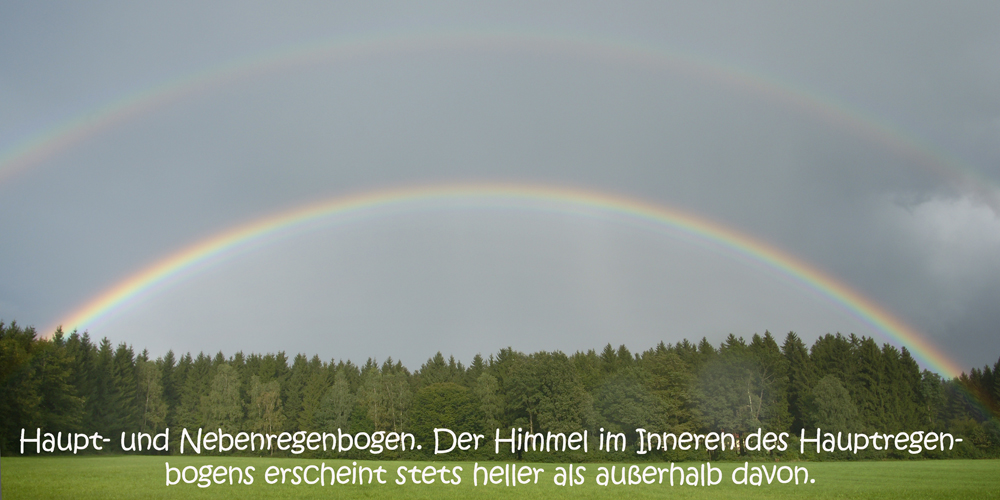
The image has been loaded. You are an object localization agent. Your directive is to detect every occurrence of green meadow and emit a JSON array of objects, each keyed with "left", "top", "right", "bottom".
[{"left": 3, "top": 457, "right": 999, "bottom": 499}]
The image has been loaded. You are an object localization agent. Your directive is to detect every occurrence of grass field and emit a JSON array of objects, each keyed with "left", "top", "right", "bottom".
[{"left": 2, "top": 456, "right": 999, "bottom": 499}]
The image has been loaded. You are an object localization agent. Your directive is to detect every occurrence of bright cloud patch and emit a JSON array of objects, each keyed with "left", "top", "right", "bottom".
[{"left": 891, "top": 196, "right": 1000, "bottom": 276}]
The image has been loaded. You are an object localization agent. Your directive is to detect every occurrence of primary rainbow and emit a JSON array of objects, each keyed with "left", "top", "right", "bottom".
[
  {"left": 53, "top": 183, "right": 965, "bottom": 378},
  {"left": 1, "top": 30, "right": 997, "bottom": 207}
]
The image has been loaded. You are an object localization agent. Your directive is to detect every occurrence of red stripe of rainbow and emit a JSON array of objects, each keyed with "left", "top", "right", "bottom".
[{"left": 52, "top": 183, "right": 965, "bottom": 377}]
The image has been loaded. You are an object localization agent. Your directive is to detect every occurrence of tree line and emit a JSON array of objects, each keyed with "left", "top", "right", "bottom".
[{"left": 2, "top": 320, "right": 998, "bottom": 460}]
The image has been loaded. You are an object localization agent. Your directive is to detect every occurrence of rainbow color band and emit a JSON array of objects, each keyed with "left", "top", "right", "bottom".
[
  {"left": 2, "top": 31, "right": 996, "bottom": 207},
  {"left": 52, "top": 183, "right": 965, "bottom": 378}
]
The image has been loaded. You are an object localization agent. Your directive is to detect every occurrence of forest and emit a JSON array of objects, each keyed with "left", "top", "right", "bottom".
[{"left": 1, "top": 320, "right": 998, "bottom": 460}]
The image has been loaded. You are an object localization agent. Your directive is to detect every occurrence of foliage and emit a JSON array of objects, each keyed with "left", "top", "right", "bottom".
[
  {"left": 2, "top": 319, "right": 999, "bottom": 459},
  {"left": 408, "top": 382, "right": 477, "bottom": 455}
]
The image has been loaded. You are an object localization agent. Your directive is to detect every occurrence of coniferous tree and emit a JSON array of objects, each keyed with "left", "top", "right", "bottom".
[
  {"left": 159, "top": 350, "right": 178, "bottom": 428},
  {"left": 852, "top": 337, "right": 885, "bottom": 430},
  {"left": 641, "top": 347, "right": 696, "bottom": 432},
  {"left": 416, "top": 352, "right": 460, "bottom": 388},
  {"left": 782, "top": 331, "right": 815, "bottom": 433},
  {"left": 281, "top": 354, "right": 311, "bottom": 431},
  {"left": 696, "top": 337, "right": 717, "bottom": 367},
  {"left": 175, "top": 353, "right": 212, "bottom": 430},
  {"left": 38, "top": 330, "right": 85, "bottom": 433},
  {"left": 135, "top": 357, "right": 167, "bottom": 433},
  {"left": 169, "top": 353, "right": 191, "bottom": 429},
  {"left": 881, "top": 344, "right": 908, "bottom": 430},
  {"left": 297, "top": 356, "right": 331, "bottom": 431},
  {"left": 110, "top": 342, "right": 139, "bottom": 436},
  {"left": 315, "top": 370, "right": 354, "bottom": 431},
  {"left": 88, "top": 338, "right": 115, "bottom": 433},
  {"left": 992, "top": 357, "right": 1000, "bottom": 418},
  {"left": 65, "top": 330, "right": 97, "bottom": 427},
  {"left": 464, "top": 354, "right": 487, "bottom": 388},
  {"left": 897, "top": 346, "right": 927, "bottom": 429},
  {"left": 491, "top": 348, "right": 529, "bottom": 430},
  {"left": 204, "top": 363, "right": 243, "bottom": 432},
  {"left": 810, "top": 333, "right": 853, "bottom": 383}
]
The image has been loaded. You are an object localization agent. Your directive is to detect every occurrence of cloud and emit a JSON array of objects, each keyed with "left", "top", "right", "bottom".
[
  {"left": 887, "top": 195, "right": 1000, "bottom": 284},
  {"left": 873, "top": 195, "right": 1000, "bottom": 365},
  {"left": 2, "top": 1, "right": 1000, "bottom": 371}
]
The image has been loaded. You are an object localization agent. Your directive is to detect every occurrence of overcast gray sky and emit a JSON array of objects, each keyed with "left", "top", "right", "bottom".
[{"left": 1, "top": 1, "right": 998, "bottom": 373}]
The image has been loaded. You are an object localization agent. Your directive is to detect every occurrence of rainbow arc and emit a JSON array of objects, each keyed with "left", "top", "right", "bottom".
[{"left": 52, "top": 183, "right": 965, "bottom": 378}]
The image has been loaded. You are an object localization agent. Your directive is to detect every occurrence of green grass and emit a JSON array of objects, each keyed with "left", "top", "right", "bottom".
[{"left": 3, "top": 456, "right": 999, "bottom": 499}]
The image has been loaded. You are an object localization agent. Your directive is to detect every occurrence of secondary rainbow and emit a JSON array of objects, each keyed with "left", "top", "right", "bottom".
[
  {"left": 53, "top": 183, "right": 965, "bottom": 378},
  {"left": 1, "top": 30, "right": 996, "bottom": 206}
]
